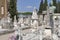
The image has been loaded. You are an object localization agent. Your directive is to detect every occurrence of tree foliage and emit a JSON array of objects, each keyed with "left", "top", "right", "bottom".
[
  {"left": 38, "top": 0, "right": 48, "bottom": 14},
  {"left": 43, "top": 0, "right": 48, "bottom": 11},
  {"left": 38, "top": 0, "right": 44, "bottom": 14},
  {"left": 18, "top": 12, "right": 32, "bottom": 15},
  {"left": 56, "top": 1, "right": 60, "bottom": 13},
  {"left": 9, "top": 0, "right": 18, "bottom": 22}
]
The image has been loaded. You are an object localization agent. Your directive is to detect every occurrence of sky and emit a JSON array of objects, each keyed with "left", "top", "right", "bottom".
[{"left": 17, "top": 0, "right": 51, "bottom": 12}]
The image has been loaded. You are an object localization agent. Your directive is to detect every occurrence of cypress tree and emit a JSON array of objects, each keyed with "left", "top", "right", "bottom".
[
  {"left": 53, "top": 0, "right": 56, "bottom": 6},
  {"left": 59, "top": 2, "right": 60, "bottom": 13},
  {"left": 38, "top": 0, "right": 44, "bottom": 14},
  {"left": 9, "top": 0, "right": 18, "bottom": 22},
  {"left": 53, "top": 0, "right": 60, "bottom": 13},
  {"left": 42, "top": 0, "right": 48, "bottom": 20},
  {"left": 43, "top": 0, "right": 48, "bottom": 11}
]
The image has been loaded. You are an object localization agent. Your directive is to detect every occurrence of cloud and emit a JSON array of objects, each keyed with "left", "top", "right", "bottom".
[{"left": 26, "top": 6, "right": 32, "bottom": 9}]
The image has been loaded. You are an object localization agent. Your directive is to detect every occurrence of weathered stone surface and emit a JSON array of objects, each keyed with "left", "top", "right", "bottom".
[{"left": 0, "top": 0, "right": 8, "bottom": 18}]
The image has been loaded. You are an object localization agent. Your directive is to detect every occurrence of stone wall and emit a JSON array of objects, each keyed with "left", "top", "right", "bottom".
[{"left": 0, "top": 0, "right": 8, "bottom": 18}]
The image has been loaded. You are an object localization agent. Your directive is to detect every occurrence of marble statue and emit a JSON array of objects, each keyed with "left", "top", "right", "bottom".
[
  {"left": 46, "top": 0, "right": 56, "bottom": 31},
  {"left": 49, "top": 0, "right": 56, "bottom": 13}
]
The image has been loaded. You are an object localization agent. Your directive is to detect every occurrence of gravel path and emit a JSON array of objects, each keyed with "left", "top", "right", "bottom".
[{"left": 0, "top": 32, "right": 14, "bottom": 40}]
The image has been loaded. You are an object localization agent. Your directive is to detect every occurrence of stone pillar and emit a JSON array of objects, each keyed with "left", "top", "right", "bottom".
[
  {"left": 14, "top": 16, "right": 17, "bottom": 27},
  {"left": 46, "top": 6, "right": 51, "bottom": 28},
  {"left": 47, "top": 5, "right": 56, "bottom": 33}
]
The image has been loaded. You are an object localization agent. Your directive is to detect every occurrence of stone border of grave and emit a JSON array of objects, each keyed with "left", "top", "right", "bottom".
[
  {"left": 0, "top": 26, "right": 31, "bottom": 36},
  {"left": 0, "top": 29, "right": 15, "bottom": 35},
  {"left": 22, "top": 27, "right": 31, "bottom": 30}
]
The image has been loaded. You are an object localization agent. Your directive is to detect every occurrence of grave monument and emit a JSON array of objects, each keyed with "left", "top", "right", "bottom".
[{"left": 31, "top": 7, "right": 38, "bottom": 29}]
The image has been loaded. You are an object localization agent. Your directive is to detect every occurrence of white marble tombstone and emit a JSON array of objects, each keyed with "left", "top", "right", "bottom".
[
  {"left": 44, "top": 29, "right": 51, "bottom": 37},
  {"left": 19, "top": 17, "right": 23, "bottom": 24},
  {"left": 31, "top": 7, "right": 38, "bottom": 28},
  {"left": 14, "top": 16, "right": 17, "bottom": 26},
  {"left": 21, "top": 23, "right": 25, "bottom": 28},
  {"left": 7, "top": 13, "right": 11, "bottom": 23},
  {"left": 33, "top": 20, "right": 38, "bottom": 29},
  {"left": 53, "top": 34, "right": 58, "bottom": 40}
]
